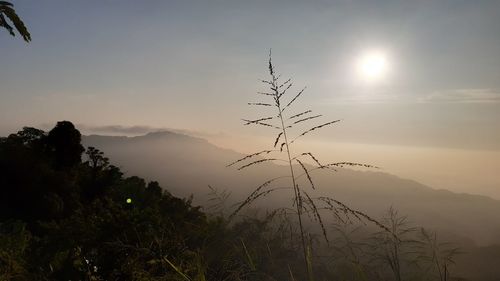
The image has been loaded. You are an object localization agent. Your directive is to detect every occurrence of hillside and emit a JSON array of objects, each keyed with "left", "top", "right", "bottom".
[
  {"left": 2, "top": 123, "right": 499, "bottom": 280},
  {"left": 83, "top": 131, "right": 500, "bottom": 246}
]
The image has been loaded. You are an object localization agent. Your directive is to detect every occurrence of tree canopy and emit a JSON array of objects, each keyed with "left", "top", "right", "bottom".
[
  {"left": 0, "top": 1, "right": 30, "bottom": 42},
  {"left": 0, "top": 122, "right": 307, "bottom": 280}
]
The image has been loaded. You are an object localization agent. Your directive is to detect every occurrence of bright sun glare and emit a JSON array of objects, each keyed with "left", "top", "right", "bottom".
[{"left": 357, "top": 51, "right": 388, "bottom": 81}]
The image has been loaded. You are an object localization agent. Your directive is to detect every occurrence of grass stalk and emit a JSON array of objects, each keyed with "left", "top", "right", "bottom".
[{"left": 272, "top": 68, "right": 311, "bottom": 279}]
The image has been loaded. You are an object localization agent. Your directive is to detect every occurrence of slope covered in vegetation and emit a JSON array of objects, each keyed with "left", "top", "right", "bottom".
[
  {"left": 1, "top": 121, "right": 498, "bottom": 281},
  {"left": 0, "top": 121, "right": 307, "bottom": 280}
]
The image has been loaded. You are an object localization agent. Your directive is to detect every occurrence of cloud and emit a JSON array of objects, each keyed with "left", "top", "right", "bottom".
[
  {"left": 79, "top": 125, "right": 158, "bottom": 135},
  {"left": 325, "top": 90, "right": 402, "bottom": 104},
  {"left": 420, "top": 89, "right": 500, "bottom": 103},
  {"left": 72, "top": 124, "right": 226, "bottom": 139}
]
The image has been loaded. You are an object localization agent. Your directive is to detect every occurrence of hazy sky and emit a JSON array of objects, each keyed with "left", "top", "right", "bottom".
[
  {"left": 1, "top": 0, "right": 499, "bottom": 147},
  {"left": 1, "top": 1, "right": 500, "bottom": 195}
]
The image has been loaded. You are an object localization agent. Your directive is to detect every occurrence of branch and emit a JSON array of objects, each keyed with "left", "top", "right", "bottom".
[
  {"left": 326, "top": 162, "right": 379, "bottom": 169},
  {"left": 226, "top": 150, "right": 274, "bottom": 168},
  {"left": 282, "top": 87, "right": 307, "bottom": 112},
  {"left": 241, "top": 118, "right": 280, "bottom": 129},
  {"left": 296, "top": 159, "right": 315, "bottom": 190},
  {"left": 289, "top": 110, "right": 312, "bottom": 119},
  {"left": 292, "top": 114, "right": 322, "bottom": 125},
  {"left": 237, "top": 158, "right": 278, "bottom": 170},
  {"left": 290, "top": 120, "right": 341, "bottom": 144}
]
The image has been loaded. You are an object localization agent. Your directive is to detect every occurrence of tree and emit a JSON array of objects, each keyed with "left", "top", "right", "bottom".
[
  {"left": 46, "top": 121, "right": 85, "bottom": 169},
  {"left": 85, "top": 146, "right": 109, "bottom": 171},
  {"left": 0, "top": 221, "right": 31, "bottom": 280},
  {"left": 0, "top": 1, "right": 30, "bottom": 42}
]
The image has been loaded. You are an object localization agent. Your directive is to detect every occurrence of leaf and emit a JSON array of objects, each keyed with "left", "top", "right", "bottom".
[
  {"left": 1, "top": 3, "right": 31, "bottom": 42},
  {"left": 163, "top": 257, "right": 192, "bottom": 281}
]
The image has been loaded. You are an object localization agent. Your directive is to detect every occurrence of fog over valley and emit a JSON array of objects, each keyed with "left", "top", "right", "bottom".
[{"left": 2, "top": 1, "right": 500, "bottom": 280}]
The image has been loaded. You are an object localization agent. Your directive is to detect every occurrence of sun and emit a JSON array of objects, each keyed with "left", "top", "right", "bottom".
[{"left": 356, "top": 51, "right": 388, "bottom": 81}]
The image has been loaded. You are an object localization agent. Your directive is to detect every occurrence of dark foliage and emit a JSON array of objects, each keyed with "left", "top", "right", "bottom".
[
  {"left": 0, "top": 122, "right": 465, "bottom": 280},
  {"left": 0, "top": 122, "right": 309, "bottom": 281},
  {"left": 0, "top": 1, "right": 30, "bottom": 42}
]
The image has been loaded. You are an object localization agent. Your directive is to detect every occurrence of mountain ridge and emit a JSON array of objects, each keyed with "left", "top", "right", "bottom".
[{"left": 82, "top": 130, "right": 500, "bottom": 246}]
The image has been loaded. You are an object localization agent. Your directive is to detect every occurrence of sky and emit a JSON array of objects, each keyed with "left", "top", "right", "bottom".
[{"left": 1, "top": 0, "right": 500, "bottom": 196}]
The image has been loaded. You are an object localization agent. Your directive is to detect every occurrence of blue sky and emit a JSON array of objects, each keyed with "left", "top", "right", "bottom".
[{"left": 1, "top": 0, "right": 500, "bottom": 150}]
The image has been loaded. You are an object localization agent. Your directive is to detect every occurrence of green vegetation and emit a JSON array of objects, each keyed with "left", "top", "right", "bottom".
[
  {"left": 0, "top": 122, "right": 313, "bottom": 280},
  {"left": 0, "top": 1, "right": 30, "bottom": 42},
  {"left": 0, "top": 3, "right": 492, "bottom": 280},
  {"left": 0, "top": 121, "right": 464, "bottom": 280},
  {"left": 0, "top": 53, "right": 465, "bottom": 281}
]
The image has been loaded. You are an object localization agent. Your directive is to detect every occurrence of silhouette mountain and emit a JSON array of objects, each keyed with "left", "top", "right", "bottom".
[{"left": 83, "top": 130, "right": 500, "bottom": 246}]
